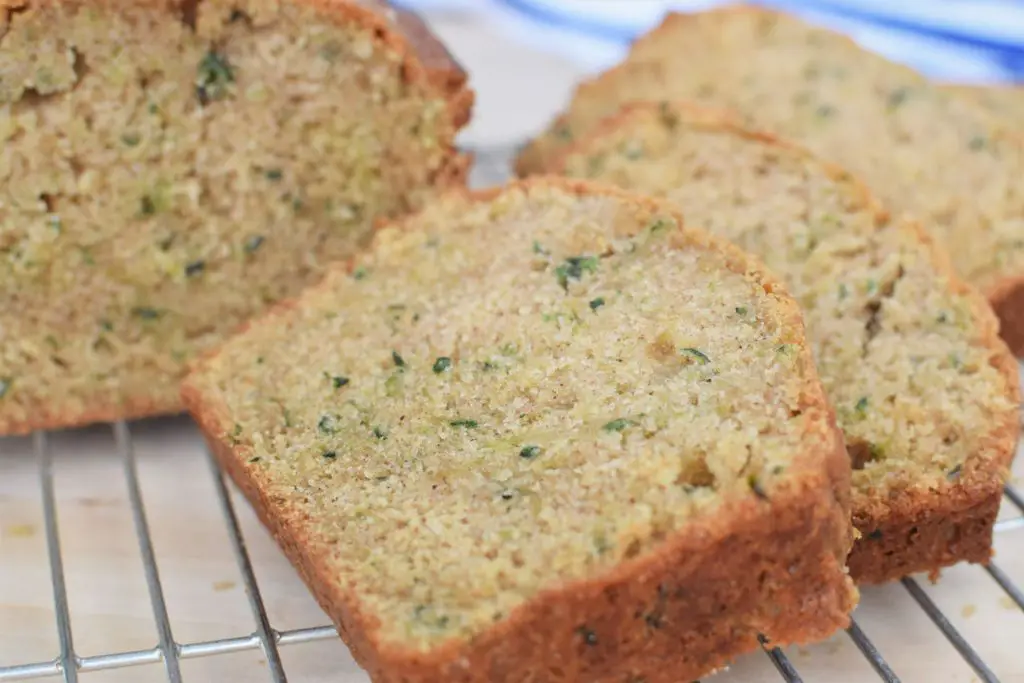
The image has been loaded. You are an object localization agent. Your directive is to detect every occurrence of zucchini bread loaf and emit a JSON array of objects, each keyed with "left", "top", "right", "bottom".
[
  {"left": 183, "top": 179, "right": 857, "bottom": 682},
  {"left": 0, "top": 0, "right": 472, "bottom": 434},
  {"left": 549, "top": 101, "right": 1021, "bottom": 583},
  {"left": 516, "top": 4, "right": 1024, "bottom": 357}
]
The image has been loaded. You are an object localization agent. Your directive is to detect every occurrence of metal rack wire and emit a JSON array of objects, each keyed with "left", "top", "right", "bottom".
[{"left": 0, "top": 147, "right": 1022, "bottom": 682}]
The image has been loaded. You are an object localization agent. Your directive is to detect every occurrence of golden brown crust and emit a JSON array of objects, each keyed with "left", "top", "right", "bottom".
[
  {"left": 0, "top": 0, "right": 472, "bottom": 436},
  {"left": 512, "top": 6, "right": 767, "bottom": 177},
  {"left": 183, "top": 176, "right": 857, "bottom": 682},
  {"left": 545, "top": 100, "right": 1022, "bottom": 584},
  {"left": 987, "top": 276, "right": 1024, "bottom": 358},
  {"left": 849, "top": 220, "right": 1021, "bottom": 582},
  {"left": 0, "top": 394, "right": 179, "bottom": 436}
]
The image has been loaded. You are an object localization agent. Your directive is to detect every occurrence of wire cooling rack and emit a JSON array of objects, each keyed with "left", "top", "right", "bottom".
[{"left": 0, "top": 148, "right": 1022, "bottom": 683}]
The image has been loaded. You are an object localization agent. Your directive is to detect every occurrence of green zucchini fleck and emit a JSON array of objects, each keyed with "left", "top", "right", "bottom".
[
  {"left": 854, "top": 396, "right": 869, "bottom": 415},
  {"left": 519, "top": 445, "right": 541, "bottom": 459},
  {"left": 449, "top": 419, "right": 478, "bottom": 429},
  {"left": 432, "top": 357, "right": 452, "bottom": 373},
  {"left": 0, "top": 377, "right": 11, "bottom": 399},
  {"left": 196, "top": 50, "right": 235, "bottom": 105},
  {"left": 968, "top": 135, "right": 987, "bottom": 151},
  {"left": 372, "top": 426, "right": 388, "bottom": 440},
  {"left": 264, "top": 168, "right": 283, "bottom": 181},
  {"left": 318, "top": 414, "right": 339, "bottom": 435},
  {"left": 735, "top": 306, "right": 747, "bottom": 316},
  {"left": 886, "top": 87, "right": 910, "bottom": 109},
  {"left": 947, "top": 463, "right": 963, "bottom": 481},
  {"left": 132, "top": 307, "right": 161, "bottom": 320},
  {"left": 139, "top": 195, "right": 157, "bottom": 216},
  {"left": 392, "top": 351, "right": 406, "bottom": 368},
  {"left": 658, "top": 101, "right": 680, "bottom": 128},
  {"left": 589, "top": 297, "right": 605, "bottom": 311},
  {"left": 184, "top": 260, "right": 206, "bottom": 277},
  {"left": 244, "top": 235, "right": 265, "bottom": 254},
  {"left": 648, "top": 218, "right": 673, "bottom": 233},
  {"left": 554, "top": 255, "right": 599, "bottom": 290},
  {"left": 353, "top": 266, "right": 369, "bottom": 280},
  {"left": 748, "top": 473, "right": 769, "bottom": 500},
  {"left": 121, "top": 133, "right": 140, "bottom": 147},
  {"left": 322, "top": 450, "right": 337, "bottom": 460},
  {"left": 331, "top": 375, "right": 350, "bottom": 389},
  {"left": 680, "top": 347, "right": 710, "bottom": 364},
  {"left": 602, "top": 418, "right": 636, "bottom": 432}
]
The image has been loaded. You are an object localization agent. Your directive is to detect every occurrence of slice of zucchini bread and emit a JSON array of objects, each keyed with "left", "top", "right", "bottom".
[
  {"left": 515, "top": 5, "right": 1024, "bottom": 358},
  {"left": 183, "top": 179, "right": 856, "bottom": 682},
  {"left": 0, "top": 0, "right": 472, "bottom": 434},
  {"left": 549, "top": 101, "right": 1022, "bottom": 583}
]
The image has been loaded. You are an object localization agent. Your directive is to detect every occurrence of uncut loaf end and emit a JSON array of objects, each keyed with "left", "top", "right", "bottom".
[
  {"left": 516, "top": 4, "right": 1024, "bottom": 358},
  {"left": 0, "top": 0, "right": 472, "bottom": 434},
  {"left": 549, "top": 101, "right": 1021, "bottom": 584},
  {"left": 183, "top": 179, "right": 857, "bottom": 683}
]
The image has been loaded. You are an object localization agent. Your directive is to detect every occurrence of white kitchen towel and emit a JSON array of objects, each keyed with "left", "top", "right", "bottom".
[{"left": 394, "top": 0, "right": 1024, "bottom": 82}]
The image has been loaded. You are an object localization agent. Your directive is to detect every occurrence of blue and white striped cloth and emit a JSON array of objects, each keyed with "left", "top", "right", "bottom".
[{"left": 394, "top": 0, "right": 1024, "bottom": 82}]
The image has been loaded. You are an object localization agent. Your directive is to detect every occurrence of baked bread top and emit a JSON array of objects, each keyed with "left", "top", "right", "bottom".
[
  {"left": 0, "top": 0, "right": 472, "bottom": 434},
  {"left": 550, "top": 101, "right": 1021, "bottom": 579},
  {"left": 183, "top": 178, "right": 850, "bottom": 657},
  {"left": 516, "top": 5, "right": 1024, "bottom": 301}
]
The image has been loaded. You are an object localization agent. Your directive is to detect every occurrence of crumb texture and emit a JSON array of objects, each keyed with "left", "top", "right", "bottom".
[
  {"left": 0, "top": 0, "right": 467, "bottom": 432},
  {"left": 944, "top": 84, "right": 1024, "bottom": 123},
  {"left": 522, "top": 6, "right": 1024, "bottom": 297},
  {"left": 188, "top": 182, "right": 841, "bottom": 653},
  {"left": 558, "top": 103, "right": 1020, "bottom": 579}
]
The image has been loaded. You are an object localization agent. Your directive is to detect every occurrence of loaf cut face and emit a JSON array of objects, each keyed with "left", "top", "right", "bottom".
[
  {"left": 515, "top": 5, "right": 1024, "bottom": 356},
  {"left": 184, "top": 179, "right": 856, "bottom": 683},
  {"left": 0, "top": 0, "right": 471, "bottom": 434},
  {"left": 551, "top": 101, "right": 1021, "bottom": 583}
]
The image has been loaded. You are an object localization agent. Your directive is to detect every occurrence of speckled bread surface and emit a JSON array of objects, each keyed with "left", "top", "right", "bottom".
[
  {"left": 944, "top": 83, "right": 1024, "bottom": 122},
  {"left": 548, "top": 101, "right": 1021, "bottom": 584},
  {"left": 0, "top": 0, "right": 472, "bottom": 434},
  {"left": 182, "top": 178, "right": 857, "bottom": 683},
  {"left": 515, "top": 4, "right": 1024, "bottom": 357}
]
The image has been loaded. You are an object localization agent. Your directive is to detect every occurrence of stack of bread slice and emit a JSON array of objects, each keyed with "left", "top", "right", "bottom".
[
  {"left": 4, "top": 1, "right": 1020, "bottom": 681},
  {"left": 542, "top": 101, "right": 1020, "bottom": 583},
  {"left": 516, "top": 4, "right": 1024, "bottom": 360}
]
